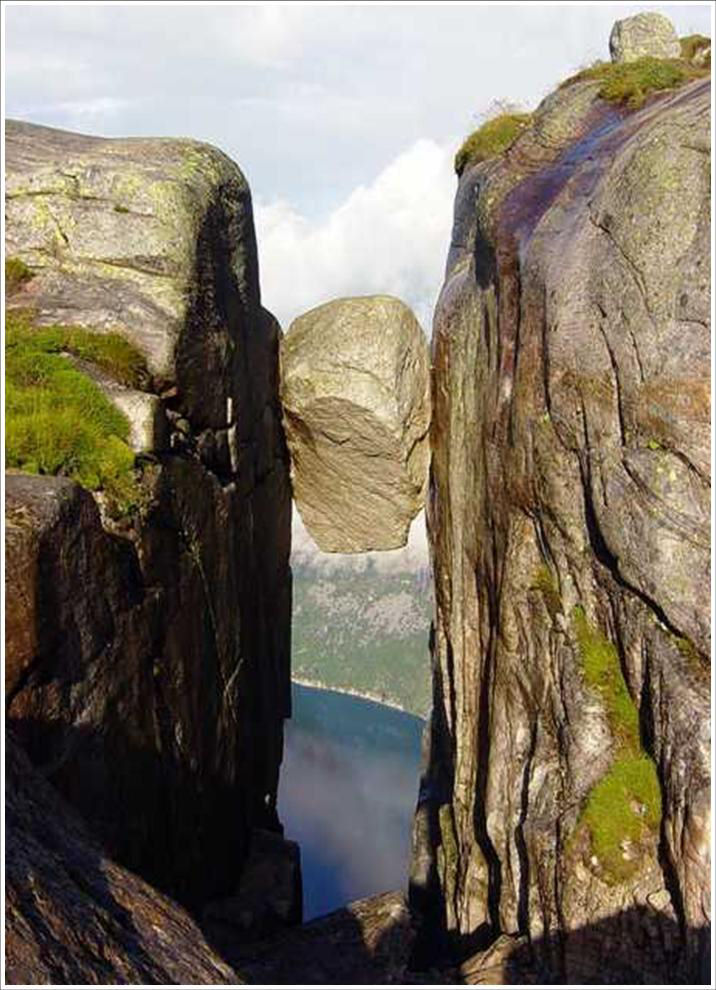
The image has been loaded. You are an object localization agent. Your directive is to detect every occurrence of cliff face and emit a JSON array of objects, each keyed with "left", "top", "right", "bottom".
[
  {"left": 5, "top": 121, "right": 292, "bottom": 909},
  {"left": 411, "top": 77, "right": 710, "bottom": 983}
]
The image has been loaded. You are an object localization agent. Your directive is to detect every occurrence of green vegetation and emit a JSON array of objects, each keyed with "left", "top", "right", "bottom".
[
  {"left": 581, "top": 755, "right": 662, "bottom": 881},
  {"left": 563, "top": 54, "right": 708, "bottom": 109},
  {"left": 5, "top": 310, "right": 143, "bottom": 513},
  {"left": 5, "top": 311, "right": 148, "bottom": 388},
  {"left": 531, "top": 564, "right": 562, "bottom": 621},
  {"left": 113, "top": 204, "right": 130, "bottom": 213},
  {"left": 5, "top": 256, "right": 34, "bottom": 293},
  {"left": 291, "top": 563, "right": 432, "bottom": 715},
  {"left": 572, "top": 606, "right": 661, "bottom": 882},
  {"left": 679, "top": 34, "right": 711, "bottom": 67},
  {"left": 454, "top": 111, "right": 532, "bottom": 176}
]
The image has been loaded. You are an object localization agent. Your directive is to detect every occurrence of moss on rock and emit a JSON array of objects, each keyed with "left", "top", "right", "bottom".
[
  {"left": 5, "top": 311, "right": 142, "bottom": 514},
  {"left": 454, "top": 112, "right": 532, "bottom": 176},
  {"left": 573, "top": 606, "right": 662, "bottom": 883}
]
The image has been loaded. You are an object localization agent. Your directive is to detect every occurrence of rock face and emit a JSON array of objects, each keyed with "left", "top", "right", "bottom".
[
  {"left": 4, "top": 121, "right": 293, "bottom": 912},
  {"left": 223, "top": 891, "right": 419, "bottom": 985},
  {"left": 609, "top": 12, "right": 680, "bottom": 63},
  {"left": 5, "top": 734, "right": 240, "bottom": 985},
  {"left": 411, "top": 67, "right": 710, "bottom": 985},
  {"left": 280, "top": 295, "right": 431, "bottom": 552}
]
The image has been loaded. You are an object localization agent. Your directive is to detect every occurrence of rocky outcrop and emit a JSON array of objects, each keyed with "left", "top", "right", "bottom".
[
  {"left": 221, "top": 890, "right": 420, "bottom": 984},
  {"left": 5, "top": 733, "right": 240, "bottom": 985},
  {"left": 411, "top": 57, "right": 710, "bottom": 985},
  {"left": 280, "top": 295, "right": 430, "bottom": 552},
  {"left": 4, "top": 121, "right": 293, "bottom": 912},
  {"left": 609, "top": 13, "right": 680, "bottom": 63}
]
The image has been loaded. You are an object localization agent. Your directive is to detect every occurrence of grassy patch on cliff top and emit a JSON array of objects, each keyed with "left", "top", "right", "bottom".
[
  {"left": 454, "top": 111, "right": 532, "bottom": 176},
  {"left": 5, "top": 311, "right": 141, "bottom": 513},
  {"left": 573, "top": 606, "right": 662, "bottom": 883},
  {"left": 562, "top": 52, "right": 709, "bottom": 109},
  {"left": 5, "top": 256, "right": 34, "bottom": 293}
]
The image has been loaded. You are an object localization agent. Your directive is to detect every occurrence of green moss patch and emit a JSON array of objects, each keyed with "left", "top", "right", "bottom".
[
  {"left": 563, "top": 55, "right": 708, "bottom": 109},
  {"left": 5, "top": 311, "right": 142, "bottom": 513},
  {"left": 581, "top": 753, "right": 662, "bottom": 881},
  {"left": 572, "top": 606, "right": 661, "bottom": 883},
  {"left": 5, "top": 257, "right": 34, "bottom": 293},
  {"left": 680, "top": 34, "right": 711, "bottom": 67},
  {"left": 5, "top": 311, "right": 148, "bottom": 389},
  {"left": 454, "top": 112, "right": 532, "bottom": 176}
]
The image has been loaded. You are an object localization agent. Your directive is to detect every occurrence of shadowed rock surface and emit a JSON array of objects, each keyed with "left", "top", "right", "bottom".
[
  {"left": 280, "top": 295, "right": 431, "bottom": 552},
  {"left": 4, "top": 120, "right": 293, "bottom": 912},
  {"left": 219, "top": 890, "right": 421, "bottom": 984},
  {"left": 609, "top": 12, "right": 680, "bottom": 63},
  {"left": 5, "top": 734, "right": 240, "bottom": 986},
  {"left": 410, "top": 57, "right": 710, "bottom": 985}
]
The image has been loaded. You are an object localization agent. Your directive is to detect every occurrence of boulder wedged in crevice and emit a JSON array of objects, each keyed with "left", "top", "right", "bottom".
[{"left": 280, "top": 295, "right": 431, "bottom": 553}]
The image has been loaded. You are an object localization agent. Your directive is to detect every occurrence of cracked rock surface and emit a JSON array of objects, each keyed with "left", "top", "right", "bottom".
[
  {"left": 280, "top": 295, "right": 431, "bottom": 552},
  {"left": 410, "top": 74, "right": 710, "bottom": 984}
]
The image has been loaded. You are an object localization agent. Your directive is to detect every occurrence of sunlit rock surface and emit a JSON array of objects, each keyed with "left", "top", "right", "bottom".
[
  {"left": 280, "top": 295, "right": 431, "bottom": 552},
  {"left": 411, "top": 56, "right": 710, "bottom": 984},
  {"left": 609, "top": 12, "right": 680, "bottom": 63}
]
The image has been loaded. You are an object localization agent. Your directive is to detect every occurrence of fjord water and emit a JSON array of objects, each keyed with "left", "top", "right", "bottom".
[{"left": 278, "top": 682, "right": 424, "bottom": 920}]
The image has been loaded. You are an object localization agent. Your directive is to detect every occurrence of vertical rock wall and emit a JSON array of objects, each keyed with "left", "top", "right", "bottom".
[
  {"left": 5, "top": 120, "right": 292, "bottom": 909},
  {"left": 411, "top": 77, "right": 710, "bottom": 983}
]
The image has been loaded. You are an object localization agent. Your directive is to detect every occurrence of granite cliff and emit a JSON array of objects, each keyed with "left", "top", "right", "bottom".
[
  {"left": 5, "top": 120, "right": 293, "bottom": 921},
  {"left": 410, "top": 30, "right": 711, "bottom": 986}
]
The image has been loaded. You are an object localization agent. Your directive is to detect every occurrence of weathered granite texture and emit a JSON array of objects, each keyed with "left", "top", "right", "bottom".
[
  {"left": 411, "top": 71, "right": 710, "bottom": 985},
  {"left": 5, "top": 734, "right": 241, "bottom": 985},
  {"left": 609, "top": 12, "right": 681, "bottom": 63},
  {"left": 280, "top": 295, "right": 431, "bottom": 552},
  {"left": 5, "top": 121, "right": 293, "bottom": 913}
]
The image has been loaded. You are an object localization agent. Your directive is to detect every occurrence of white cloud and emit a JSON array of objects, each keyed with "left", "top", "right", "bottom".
[{"left": 255, "top": 138, "right": 456, "bottom": 331}]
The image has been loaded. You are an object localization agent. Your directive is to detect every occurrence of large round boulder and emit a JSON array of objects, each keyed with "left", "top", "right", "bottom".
[
  {"left": 280, "top": 295, "right": 431, "bottom": 553},
  {"left": 609, "top": 12, "right": 680, "bottom": 63}
]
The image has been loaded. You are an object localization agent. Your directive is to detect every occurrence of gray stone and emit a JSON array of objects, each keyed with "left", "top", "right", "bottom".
[
  {"left": 5, "top": 119, "right": 261, "bottom": 431},
  {"left": 609, "top": 13, "right": 680, "bottom": 63},
  {"left": 280, "top": 295, "right": 431, "bottom": 553}
]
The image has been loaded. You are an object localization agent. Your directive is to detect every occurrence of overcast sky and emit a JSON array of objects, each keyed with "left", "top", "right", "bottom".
[{"left": 4, "top": 2, "right": 712, "bottom": 329}]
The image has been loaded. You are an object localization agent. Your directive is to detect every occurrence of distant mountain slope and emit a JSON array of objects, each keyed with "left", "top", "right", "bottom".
[{"left": 290, "top": 510, "right": 432, "bottom": 716}]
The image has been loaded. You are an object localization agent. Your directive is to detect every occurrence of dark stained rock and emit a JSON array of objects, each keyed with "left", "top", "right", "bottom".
[
  {"left": 224, "top": 890, "right": 419, "bottom": 985},
  {"left": 4, "top": 469, "right": 291, "bottom": 911},
  {"left": 411, "top": 65, "right": 710, "bottom": 985},
  {"left": 203, "top": 828, "right": 302, "bottom": 939},
  {"left": 4, "top": 121, "right": 293, "bottom": 913},
  {"left": 5, "top": 733, "right": 240, "bottom": 985}
]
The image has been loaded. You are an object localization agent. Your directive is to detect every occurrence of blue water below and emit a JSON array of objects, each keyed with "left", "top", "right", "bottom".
[{"left": 278, "top": 682, "right": 425, "bottom": 920}]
